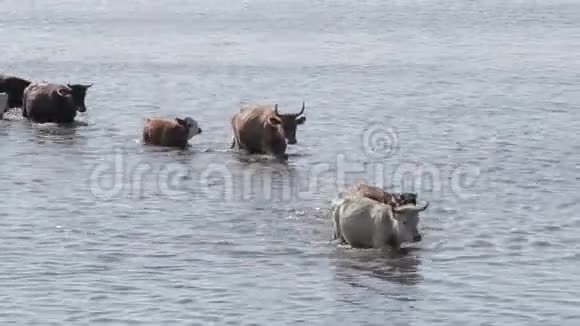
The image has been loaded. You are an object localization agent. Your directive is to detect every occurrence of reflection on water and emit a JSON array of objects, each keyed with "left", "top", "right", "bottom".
[
  {"left": 331, "top": 246, "right": 423, "bottom": 287},
  {"left": 27, "top": 121, "right": 87, "bottom": 146},
  {"left": 232, "top": 151, "right": 291, "bottom": 166}
]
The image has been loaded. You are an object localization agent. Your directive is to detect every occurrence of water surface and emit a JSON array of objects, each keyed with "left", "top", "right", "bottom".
[{"left": 1, "top": 0, "right": 579, "bottom": 325}]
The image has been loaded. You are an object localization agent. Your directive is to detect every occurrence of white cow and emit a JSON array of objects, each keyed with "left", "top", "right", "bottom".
[
  {"left": 331, "top": 192, "right": 429, "bottom": 249},
  {"left": 0, "top": 93, "right": 7, "bottom": 118}
]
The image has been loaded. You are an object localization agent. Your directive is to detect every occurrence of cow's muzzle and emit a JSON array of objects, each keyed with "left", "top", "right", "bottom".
[
  {"left": 287, "top": 139, "right": 297, "bottom": 145},
  {"left": 78, "top": 106, "right": 87, "bottom": 113},
  {"left": 413, "top": 234, "right": 422, "bottom": 242}
]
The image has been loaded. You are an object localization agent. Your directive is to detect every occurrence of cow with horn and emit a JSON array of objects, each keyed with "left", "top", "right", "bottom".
[
  {"left": 22, "top": 81, "right": 92, "bottom": 124},
  {"left": 230, "top": 101, "right": 307, "bottom": 160}
]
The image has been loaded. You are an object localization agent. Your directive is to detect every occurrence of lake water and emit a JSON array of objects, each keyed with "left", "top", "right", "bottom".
[{"left": 1, "top": 0, "right": 579, "bottom": 324}]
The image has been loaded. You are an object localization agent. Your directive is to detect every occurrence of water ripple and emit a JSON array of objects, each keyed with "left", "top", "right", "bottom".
[{"left": 1, "top": 0, "right": 580, "bottom": 324}]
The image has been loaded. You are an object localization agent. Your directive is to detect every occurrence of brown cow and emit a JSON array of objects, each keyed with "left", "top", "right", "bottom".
[
  {"left": 142, "top": 117, "right": 202, "bottom": 148},
  {"left": 0, "top": 74, "right": 31, "bottom": 109},
  {"left": 230, "top": 102, "right": 306, "bottom": 159},
  {"left": 350, "top": 183, "right": 418, "bottom": 207},
  {"left": 22, "top": 81, "right": 92, "bottom": 123}
]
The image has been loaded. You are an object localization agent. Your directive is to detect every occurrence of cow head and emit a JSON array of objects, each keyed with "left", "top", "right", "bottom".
[
  {"left": 392, "top": 201, "right": 429, "bottom": 243},
  {"left": 176, "top": 117, "right": 202, "bottom": 140},
  {"left": 66, "top": 83, "right": 92, "bottom": 112},
  {"left": 273, "top": 101, "right": 306, "bottom": 145}
]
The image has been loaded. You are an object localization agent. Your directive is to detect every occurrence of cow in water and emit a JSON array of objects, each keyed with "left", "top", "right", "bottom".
[
  {"left": 230, "top": 102, "right": 306, "bottom": 160},
  {"left": 0, "top": 74, "right": 31, "bottom": 109},
  {"left": 22, "top": 82, "right": 92, "bottom": 123},
  {"left": 142, "top": 117, "right": 202, "bottom": 148},
  {"left": 331, "top": 192, "right": 429, "bottom": 249}
]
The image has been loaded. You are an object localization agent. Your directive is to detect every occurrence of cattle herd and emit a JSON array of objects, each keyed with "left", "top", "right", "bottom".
[{"left": 1, "top": 73, "right": 430, "bottom": 250}]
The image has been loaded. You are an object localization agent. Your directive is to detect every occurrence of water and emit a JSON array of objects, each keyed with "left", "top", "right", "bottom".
[{"left": 1, "top": 0, "right": 579, "bottom": 324}]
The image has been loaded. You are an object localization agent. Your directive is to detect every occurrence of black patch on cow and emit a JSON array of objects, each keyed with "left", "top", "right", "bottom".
[
  {"left": 0, "top": 74, "right": 31, "bottom": 108},
  {"left": 398, "top": 193, "right": 417, "bottom": 206}
]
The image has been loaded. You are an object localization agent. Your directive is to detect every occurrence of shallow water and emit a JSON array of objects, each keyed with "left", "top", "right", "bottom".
[{"left": 1, "top": 0, "right": 579, "bottom": 324}]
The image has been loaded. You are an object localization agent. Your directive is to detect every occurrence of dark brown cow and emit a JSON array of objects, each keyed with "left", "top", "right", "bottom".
[
  {"left": 22, "top": 82, "right": 92, "bottom": 123},
  {"left": 142, "top": 117, "right": 202, "bottom": 148},
  {"left": 0, "top": 74, "right": 31, "bottom": 108},
  {"left": 350, "top": 183, "right": 418, "bottom": 207},
  {"left": 230, "top": 102, "right": 306, "bottom": 159}
]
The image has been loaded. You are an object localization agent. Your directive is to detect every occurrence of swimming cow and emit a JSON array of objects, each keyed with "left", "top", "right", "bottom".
[
  {"left": 22, "top": 82, "right": 92, "bottom": 123},
  {"left": 331, "top": 192, "right": 429, "bottom": 249},
  {"left": 0, "top": 74, "right": 31, "bottom": 109},
  {"left": 142, "top": 117, "right": 202, "bottom": 148},
  {"left": 230, "top": 102, "right": 306, "bottom": 159}
]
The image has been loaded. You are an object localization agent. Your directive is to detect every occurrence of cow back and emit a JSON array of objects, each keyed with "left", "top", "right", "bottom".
[
  {"left": 231, "top": 105, "right": 286, "bottom": 155},
  {"left": 352, "top": 184, "right": 397, "bottom": 206},
  {"left": 23, "top": 83, "right": 77, "bottom": 123},
  {"left": 143, "top": 118, "right": 188, "bottom": 147},
  {"left": 334, "top": 194, "right": 395, "bottom": 248}
]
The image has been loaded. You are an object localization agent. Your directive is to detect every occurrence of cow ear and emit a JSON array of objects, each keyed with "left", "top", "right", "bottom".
[
  {"left": 56, "top": 88, "right": 69, "bottom": 97},
  {"left": 175, "top": 118, "right": 187, "bottom": 126},
  {"left": 296, "top": 116, "right": 306, "bottom": 125},
  {"left": 268, "top": 117, "right": 281, "bottom": 125}
]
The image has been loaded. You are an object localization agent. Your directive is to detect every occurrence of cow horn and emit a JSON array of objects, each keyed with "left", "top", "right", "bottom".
[
  {"left": 274, "top": 104, "right": 279, "bottom": 116},
  {"left": 296, "top": 101, "right": 305, "bottom": 116},
  {"left": 393, "top": 201, "right": 429, "bottom": 214}
]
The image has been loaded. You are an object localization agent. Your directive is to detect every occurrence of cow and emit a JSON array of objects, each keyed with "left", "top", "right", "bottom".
[
  {"left": 331, "top": 192, "right": 429, "bottom": 249},
  {"left": 0, "top": 74, "right": 31, "bottom": 109},
  {"left": 22, "top": 82, "right": 92, "bottom": 123},
  {"left": 350, "top": 183, "right": 417, "bottom": 207},
  {"left": 142, "top": 117, "right": 202, "bottom": 148},
  {"left": 0, "top": 93, "right": 8, "bottom": 118},
  {"left": 230, "top": 102, "right": 306, "bottom": 159}
]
